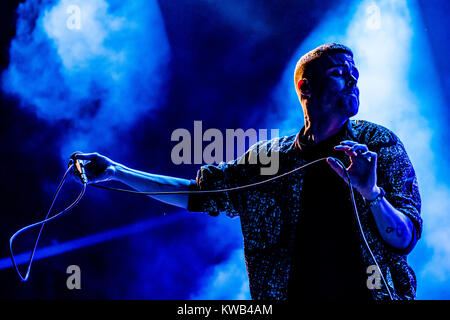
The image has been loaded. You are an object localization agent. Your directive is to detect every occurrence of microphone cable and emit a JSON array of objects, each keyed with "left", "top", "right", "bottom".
[
  {"left": 9, "top": 156, "right": 393, "bottom": 300},
  {"left": 339, "top": 159, "right": 394, "bottom": 300},
  {"left": 9, "top": 164, "right": 86, "bottom": 282},
  {"left": 89, "top": 157, "right": 393, "bottom": 299}
]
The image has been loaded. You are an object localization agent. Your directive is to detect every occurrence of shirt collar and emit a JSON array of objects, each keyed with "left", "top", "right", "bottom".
[{"left": 294, "top": 119, "right": 356, "bottom": 152}]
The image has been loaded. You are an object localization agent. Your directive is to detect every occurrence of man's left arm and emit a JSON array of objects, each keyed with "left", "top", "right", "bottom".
[
  {"left": 363, "top": 187, "right": 415, "bottom": 250},
  {"left": 329, "top": 137, "right": 421, "bottom": 253}
]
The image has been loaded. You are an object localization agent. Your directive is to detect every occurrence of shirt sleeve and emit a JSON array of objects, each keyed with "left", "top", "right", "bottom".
[
  {"left": 368, "top": 128, "right": 422, "bottom": 254},
  {"left": 187, "top": 142, "right": 265, "bottom": 217}
]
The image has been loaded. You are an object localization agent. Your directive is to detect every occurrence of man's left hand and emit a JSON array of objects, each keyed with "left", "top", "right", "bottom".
[{"left": 327, "top": 140, "right": 380, "bottom": 200}]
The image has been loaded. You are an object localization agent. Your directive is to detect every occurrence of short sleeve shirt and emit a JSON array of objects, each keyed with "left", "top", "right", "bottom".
[{"left": 188, "top": 119, "right": 422, "bottom": 300}]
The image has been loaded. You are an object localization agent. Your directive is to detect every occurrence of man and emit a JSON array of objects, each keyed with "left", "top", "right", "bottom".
[{"left": 73, "top": 43, "right": 422, "bottom": 300}]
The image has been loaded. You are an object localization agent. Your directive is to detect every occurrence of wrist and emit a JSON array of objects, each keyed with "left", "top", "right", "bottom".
[
  {"left": 111, "top": 162, "right": 126, "bottom": 182},
  {"left": 361, "top": 185, "right": 381, "bottom": 201},
  {"left": 366, "top": 186, "right": 386, "bottom": 210}
]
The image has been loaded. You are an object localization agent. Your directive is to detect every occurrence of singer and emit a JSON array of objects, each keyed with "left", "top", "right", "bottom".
[{"left": 72, "top": 43, "right": 422, "bottom": 301}]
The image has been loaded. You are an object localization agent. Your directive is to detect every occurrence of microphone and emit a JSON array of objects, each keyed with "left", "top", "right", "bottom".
[{"left": 70, "top": 152, "right": 88, "bottom": 184}]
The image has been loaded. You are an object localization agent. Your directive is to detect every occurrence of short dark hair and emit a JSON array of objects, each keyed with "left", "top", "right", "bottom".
[{"left": 294, "top": 43, "right": 353, "bottom": 91}]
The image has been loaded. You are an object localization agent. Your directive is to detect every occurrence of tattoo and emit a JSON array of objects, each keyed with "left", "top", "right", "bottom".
[
  {"left": 396, "top": 224, "right": 405, "bottom": 237},
  {"left": 385, "top": 224, "right": 406, "bottom": 237}
]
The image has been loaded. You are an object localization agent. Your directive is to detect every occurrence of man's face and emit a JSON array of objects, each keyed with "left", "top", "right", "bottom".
[{"left": 309, "top": 52, "right": 360, "bottom": 119}]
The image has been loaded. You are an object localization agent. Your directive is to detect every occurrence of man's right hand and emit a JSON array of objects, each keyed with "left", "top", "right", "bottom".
[
  {"left": 71, "top": 152, "right": 192, "bottom": 209},
  {"left": 71, "top": 152, "right": 118, "bottom": 184}
]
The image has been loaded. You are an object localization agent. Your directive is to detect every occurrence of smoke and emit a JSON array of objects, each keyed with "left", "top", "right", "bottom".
[
  {"left": 2, "top": 0, "right": 170, "bottom": 159},
  {"left": 1, "top": 0, "right": 254, "bottom": 300},
  {"left": 267, "top": 0, "right": 450, "bottom": 299},
  {"left": 190, "top": 248, "right": 250, "bottom": 300},
  {"left": 6, "top": 0, "right": 447, "bottom": 300}
]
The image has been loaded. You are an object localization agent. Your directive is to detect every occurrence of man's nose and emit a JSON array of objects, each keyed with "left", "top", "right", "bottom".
[{"left": 346, "top": 73, "right": 357, "bottom": 88}]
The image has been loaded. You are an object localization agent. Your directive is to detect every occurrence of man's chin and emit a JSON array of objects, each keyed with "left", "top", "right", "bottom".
[
  {"left": 348, "top": 101, "right": 359, "bottom": 117},
  {"left": 339, "top": 97, "right": 359, "bottom": 117}
]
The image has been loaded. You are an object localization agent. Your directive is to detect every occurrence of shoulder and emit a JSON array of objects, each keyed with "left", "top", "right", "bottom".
[
  {"left": 244, "top": 134, "right": 297, "bottom": 157},
  {"left": 350, "top": 119, "right": 401, "bottom": 148}
]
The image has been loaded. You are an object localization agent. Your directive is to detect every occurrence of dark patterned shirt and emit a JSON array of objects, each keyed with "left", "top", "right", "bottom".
[{"left": 187, "top": 119, "right": 422, "bottom": 300}]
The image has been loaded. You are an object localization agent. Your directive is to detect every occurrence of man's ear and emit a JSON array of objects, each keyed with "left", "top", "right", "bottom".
[{"left": 297, "top": 78, "right": 311, "bottom": 98}]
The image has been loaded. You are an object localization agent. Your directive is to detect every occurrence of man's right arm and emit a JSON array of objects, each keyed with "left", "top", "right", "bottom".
[
  {"left": 72, "top": 152, "right": 193, "bottom": 209},
  {"left": 114, "top": 164, "right": 193, "bottom": 209}
]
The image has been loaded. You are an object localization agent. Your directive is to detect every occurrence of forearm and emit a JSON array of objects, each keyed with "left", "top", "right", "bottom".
[
  {"left": 368, "top": 188, "right": 414, "bottom": 250},
  {"left": 114, "top": 164, "right": 193, "bottom": 209}
]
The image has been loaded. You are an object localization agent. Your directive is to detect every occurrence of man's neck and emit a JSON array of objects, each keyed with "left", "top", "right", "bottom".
[{"left": 302, "top": 117, "right": 348, "bottom": 144}]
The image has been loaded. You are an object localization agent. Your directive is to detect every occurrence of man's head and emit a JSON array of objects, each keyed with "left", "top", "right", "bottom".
[{"left": 294, "top": 43, "right": 360, "bottom": 122}]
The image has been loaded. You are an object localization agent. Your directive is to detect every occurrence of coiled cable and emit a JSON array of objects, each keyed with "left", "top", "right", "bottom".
[{"left": 9, "top": 157, "right": 393, "bottom": 299}]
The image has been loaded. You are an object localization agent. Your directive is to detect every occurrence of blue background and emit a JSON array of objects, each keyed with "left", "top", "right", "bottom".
[{"left": 0, "top": 0, "right": 449, "bottom": 299}]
